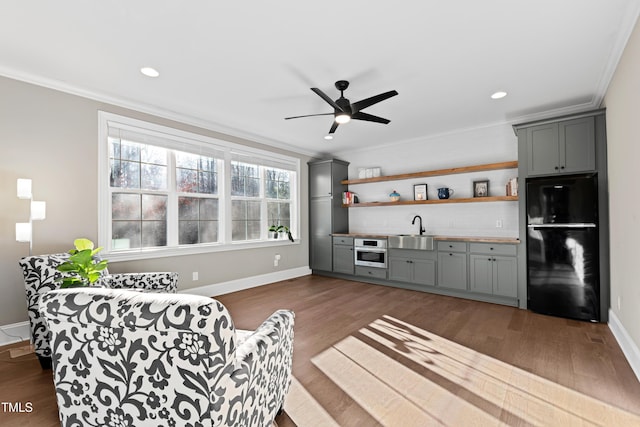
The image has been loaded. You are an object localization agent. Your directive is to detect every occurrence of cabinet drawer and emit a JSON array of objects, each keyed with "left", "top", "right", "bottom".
[
  {"left": 332, "top": 236, "right": 354, "bottom": 246},
  {"left": 437, "top": 241, "right": 467, "bottom": 253},
  {"left": 388, "top": 249, "right": 437, "bottom": 260},
  {"left": 355, "top": 266, "right": 387, "bottom": 280},
  {"left": 469, "top": 243, "right": 516, "bottom": 256}
]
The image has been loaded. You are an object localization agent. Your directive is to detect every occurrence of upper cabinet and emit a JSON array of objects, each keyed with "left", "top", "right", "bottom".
[
  {"left": 521, "top": 116, "right": 595, "bottom": 176},
  {"left": 309, "top": 161, "right": 333, "bottom": 197}
]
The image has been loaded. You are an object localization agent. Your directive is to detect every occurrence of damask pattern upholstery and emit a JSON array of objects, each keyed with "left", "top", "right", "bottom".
[
  {"left": 39, "top": 288, "right": 295, "bottom": 427},
  {"left": 18, "top": 254, "right": 178, "bottom": 368}
]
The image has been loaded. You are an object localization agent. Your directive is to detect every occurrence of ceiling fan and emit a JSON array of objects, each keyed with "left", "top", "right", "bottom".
[{"left": 285, "top": 80, "right": 398, "bottom": 135}]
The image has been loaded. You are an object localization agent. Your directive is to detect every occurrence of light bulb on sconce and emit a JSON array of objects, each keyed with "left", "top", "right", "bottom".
[
  {"left": 15, "top": 223, "right": 32, "bottom": 243},
  {"left": 31, "top": 201, "right": 46, "bottom": 221},
  {"left": 17, "top": 178, "right": 32, "bottom": 199},
  {"left": 16, "top": 178, "right": 46, "bottom": 255}
]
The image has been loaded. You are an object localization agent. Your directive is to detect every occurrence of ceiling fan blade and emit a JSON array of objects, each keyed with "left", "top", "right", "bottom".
[
  {"left": 329, "top": 121, "right": 339, "bottom": 134},
  {"left": 351, "top": 111, "right": 391, "bottom": 124},
  {"left": 351, "top": 90, "right": 398, "bottom": 112},
  {"left": 284, "top": 112, "right": 334, "bottom": 120},
  {"left": 311, "top": 88, "right": 343, "bottom": 111}
]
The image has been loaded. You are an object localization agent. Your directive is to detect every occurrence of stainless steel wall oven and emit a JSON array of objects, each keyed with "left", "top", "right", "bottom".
[{"left": 354, "top": 238, "right": 387, "bottom": 268}]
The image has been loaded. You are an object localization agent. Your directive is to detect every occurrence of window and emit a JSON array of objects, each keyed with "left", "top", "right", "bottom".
[{"left": 99, "top": 112, "right": 299, "bottom": 259}]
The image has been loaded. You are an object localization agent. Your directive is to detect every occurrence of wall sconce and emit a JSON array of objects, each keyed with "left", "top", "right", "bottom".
[{"left": 16, "top": 178, "right": 46, "bottom": 255}]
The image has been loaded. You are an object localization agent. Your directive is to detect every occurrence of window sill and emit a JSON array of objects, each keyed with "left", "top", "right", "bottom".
[{"left": 105, "top": 239, "right": 300, "bottom": 263}]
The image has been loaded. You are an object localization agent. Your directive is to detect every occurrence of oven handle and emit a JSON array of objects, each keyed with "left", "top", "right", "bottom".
[{"left": 354, "top": 247, "right": 387, "bottom": 253}]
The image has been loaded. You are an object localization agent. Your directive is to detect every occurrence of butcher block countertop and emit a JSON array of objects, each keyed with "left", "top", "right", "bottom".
[{"left": 332, "top": 233, "right": 519, "bottom": 244}]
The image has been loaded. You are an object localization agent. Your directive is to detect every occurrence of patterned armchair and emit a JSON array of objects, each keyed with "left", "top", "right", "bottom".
[
  {"left": 39, "top": 287, "right": 295, "bottom": 427},
  {"left": 19, "top": 253, "right": 178, "bottom": 369}
]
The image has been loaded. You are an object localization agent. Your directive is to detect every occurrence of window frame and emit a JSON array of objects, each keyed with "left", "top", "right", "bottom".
[{"left": 98, "top": 111, "right": 300, "bottom": 262}]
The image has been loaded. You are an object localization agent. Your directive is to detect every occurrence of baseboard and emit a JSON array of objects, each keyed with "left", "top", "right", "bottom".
[
  {"left": 0, "top": 321, "right": 30, "bottom": 347},
  {"left": 180, "top": 266, "right": 312, "bottom": 297},
  {"left": 608, "top": 309, "right": 640, "bottom": 381},
  {"left": 1, "top": 267, "right": 311, "bottom": 347}
]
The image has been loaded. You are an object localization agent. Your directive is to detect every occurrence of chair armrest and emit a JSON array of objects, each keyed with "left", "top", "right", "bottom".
[
  {"left": 232, "top": 309, "right": 295, "bottom": 423},
  {"left": 103, "top": 272, "right": 178, "bottom": 293}
]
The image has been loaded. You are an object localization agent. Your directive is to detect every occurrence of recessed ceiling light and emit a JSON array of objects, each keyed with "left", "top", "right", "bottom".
[
  {"left": 140, "top": 67, "right": 160, "bottom": 78},
  {"left": 491, "top": 91, "right": 507, "bottom": 99},
  {"left": 324, "top": 135, "right": 333, "bottom": 140}
]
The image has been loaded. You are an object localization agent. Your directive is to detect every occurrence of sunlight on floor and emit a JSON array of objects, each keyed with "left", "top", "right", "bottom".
[
  {"left": 285, "top": 315, "right": 640, "bottom": 426},
  {"left": 284, "top": 377, "right": 341, "bottom": 427}
]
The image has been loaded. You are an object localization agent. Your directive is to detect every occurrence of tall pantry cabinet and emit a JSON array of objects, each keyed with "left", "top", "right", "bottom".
[{"left": 309, "top": 159, "right": 349, "bottom": 272}]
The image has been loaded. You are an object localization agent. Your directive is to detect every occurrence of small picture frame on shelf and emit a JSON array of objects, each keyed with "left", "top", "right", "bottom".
[
  {"left": 473, "top": 180, "right": 489, "bottom": 197},
  {"left": 414, "top": 183, "right": 428, "bottom": 201}
]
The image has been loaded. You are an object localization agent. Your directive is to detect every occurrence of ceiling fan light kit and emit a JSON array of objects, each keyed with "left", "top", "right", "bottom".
[{"left": 285, "top": 80, "right": 398, "bottom": 135}]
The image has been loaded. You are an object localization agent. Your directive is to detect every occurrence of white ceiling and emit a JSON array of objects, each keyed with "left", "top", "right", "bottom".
[{"left": 1, "top": 1, "right": 638, "bottom": 157}]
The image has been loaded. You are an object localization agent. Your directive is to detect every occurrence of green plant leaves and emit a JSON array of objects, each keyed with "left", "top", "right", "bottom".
[{"left": 57, "top": 239, "right": 108, "bottom": 288}]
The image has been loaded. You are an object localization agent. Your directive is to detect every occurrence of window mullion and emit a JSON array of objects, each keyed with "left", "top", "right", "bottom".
[{"left": 166, "top": 151, "right": 178, "bottom": 246}]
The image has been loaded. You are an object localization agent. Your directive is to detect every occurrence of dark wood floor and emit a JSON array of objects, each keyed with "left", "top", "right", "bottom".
[{"left": 2, "top": 274, "right": 639, "bottom": 426}]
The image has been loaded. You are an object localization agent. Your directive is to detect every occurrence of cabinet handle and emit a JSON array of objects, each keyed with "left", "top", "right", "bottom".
[
  {"left": 555, "top": 166, "right": 559, "bottom": 170},
  {"left": 490, "top": 247, "right": 494, "bottom": 250},
  {"left": 560, "top": 166, "right": 565, "bottom": 170},
  {"left": 488, "top": 258, "right": 492, "bottom": 261},
  {"left": 449, "top": 253, "right": 453, "bottom": 256}
]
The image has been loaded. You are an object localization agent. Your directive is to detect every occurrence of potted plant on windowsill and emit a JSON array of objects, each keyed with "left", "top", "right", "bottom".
[
  {"left": 57, "top": 238, "right": 108, "bottom": 288},
  {"left": 269, "top": 225, "right": 283, "bottom": 239},
  {"left": 280, "top": 226, "right": 294, "bottom": 242}
]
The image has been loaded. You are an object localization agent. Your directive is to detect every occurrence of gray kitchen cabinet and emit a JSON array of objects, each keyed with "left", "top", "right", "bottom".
[
  {"left": 332, "top": 236, "right": 354, "bottom": 275},
  {"left": 525, "top": 116, "right": 595, "bottom": 176},
  {"left": 388, "top": 249, "right": 436, "bottom": 286},
  {"left": 309, "top": 159, "right": 349, "bottom": 272},
  {"left": 469, "top": 243, "right": 517, "bottom": 298},
  {"left": 437, "top": 241, "right": 467, "bottom": 291}
]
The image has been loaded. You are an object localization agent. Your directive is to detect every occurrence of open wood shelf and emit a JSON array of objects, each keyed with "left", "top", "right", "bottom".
[
  {"left": 341, "top": 160, "right": 518, "bottom": 185},
  {"left": 343, "top": 195, "right": 518, "bottom": 208}
]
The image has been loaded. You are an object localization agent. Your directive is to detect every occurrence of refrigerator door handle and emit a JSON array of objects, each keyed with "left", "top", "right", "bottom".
[{"left": 527, "top": 223, "right": 596, "bottom": 229}]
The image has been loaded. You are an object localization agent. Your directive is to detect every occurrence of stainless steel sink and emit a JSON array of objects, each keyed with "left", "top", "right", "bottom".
[{"left": 388, "top": 235, "right": 435, "bottom": 250}]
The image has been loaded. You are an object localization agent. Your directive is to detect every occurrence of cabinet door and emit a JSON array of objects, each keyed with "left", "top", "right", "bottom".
[
  {"left": 389, "top": 257, "right": 412, "bottom": 282},
  {"left": 413, "top": 258, "right": 436, "bottom": 286},
  {"left": 437, "top": 252, "right": 467, "bottom": 290},
  {"left": 310, "top": 198, "right": 332, "bottom": 270},
  {"left": 333, "top": 245, "right": 354, "bottom": 275},
  {"left": 526, "top": 123, "right": 560, "bottom": 176},
  {"left": 559, "top": 116, "right": 595, "bottom": 174},
  {"left": 309, "top": 162, "right": 333, "bottom": 197},
  {"left": 469, "top": 255, "right": 493, "bottom": 294},
  {"left": 493, "top": 256, "right": 518, "bottom": 298}
]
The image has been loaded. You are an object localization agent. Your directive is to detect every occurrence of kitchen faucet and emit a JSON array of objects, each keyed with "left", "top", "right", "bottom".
[{"left": 411, "top": 215, "right": 425, "bottom": 235}]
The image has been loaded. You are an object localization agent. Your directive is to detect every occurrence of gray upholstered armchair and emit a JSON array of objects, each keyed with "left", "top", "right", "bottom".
[
  {"left": 39, "top": 287, "right": 295, "bottom": 427},
  {"left": 19, "top": 253, "right": 178, "bottom": 369}
]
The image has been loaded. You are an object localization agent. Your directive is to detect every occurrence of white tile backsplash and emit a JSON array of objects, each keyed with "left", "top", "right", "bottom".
[{"left": 339, "top": 122, "right": 519, "bottom": 238}]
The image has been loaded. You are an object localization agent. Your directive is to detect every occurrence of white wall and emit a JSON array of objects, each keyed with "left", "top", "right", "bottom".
[
  {"left": 603, "top": 16, "right": 640, "bottom": 376},
  {"left": 336, "top": 123, "right": 519, "bottom": 237}
]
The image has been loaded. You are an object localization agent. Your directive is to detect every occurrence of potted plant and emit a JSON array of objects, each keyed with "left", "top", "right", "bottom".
[
  {"left": 57, "top": 238, "right": 108, "bottom": 288},
  {"left": 268, "top": 225, "right": 283, "bottom": 239},
  {"left": 280, "top": 226, "right": 294, "bottom": 242}
]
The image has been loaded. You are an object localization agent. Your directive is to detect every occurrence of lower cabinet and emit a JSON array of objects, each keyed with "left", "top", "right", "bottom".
[
  {"left": 469, "top": 243, "right": 518, "bottom": 298},
  {"left": 332, "top": 236, "right": 354, "bottom": 275},
  {"left": 388, "top": 249, "right": 436, "bottom": 286},
  {"left": 437, "top": 241, "right": 467, "bottom": 290},
  {"left": 325, "top": 236, "right": 519, "bottom": 307}
]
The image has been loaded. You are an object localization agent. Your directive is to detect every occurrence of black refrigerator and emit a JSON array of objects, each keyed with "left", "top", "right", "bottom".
[{"left": 526, "top": 173, "right": 600, "bottom": 321}]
